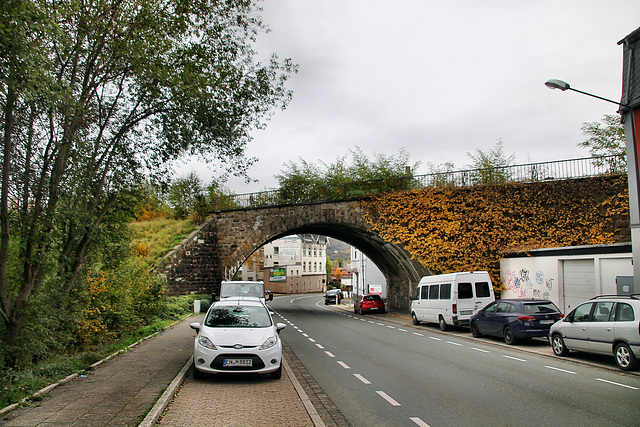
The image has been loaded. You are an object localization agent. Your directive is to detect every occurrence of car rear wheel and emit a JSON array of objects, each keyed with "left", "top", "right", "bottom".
[
  {"left": 551, "top": 334, "right": 569, "bottom": 356},
  {"left": 614, "top": 342, "right": 638, "bottom": 371},
  {"left": 470, "top": 321, "right": 482, "bottom": 338},
  {"left": 503, "top": 326, "right": 517, "bottom": 345},
  {"left": 438, "top": 316, "right": 448, "bottom": 331},
  {"left": 270, "top": 365, "right": 282, "bottom": 379},
  {"left": 412, "top": 312, "right": 420, "bottom": 325}
]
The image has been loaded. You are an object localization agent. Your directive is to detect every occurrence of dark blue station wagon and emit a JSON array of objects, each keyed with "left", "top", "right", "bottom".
[{"left": 470, "top": 299, "right": 563, "bottom": 345}]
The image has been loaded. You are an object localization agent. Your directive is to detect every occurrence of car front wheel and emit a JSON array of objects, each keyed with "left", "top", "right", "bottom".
[
  {"left": 503, "top": 326, "right": 517, "bottom": 345},
  {"left": 614, "top": 342, "right": 638, "bottom": 371},
  {"left": 551, "top": 334, "right": 569, "bottom": 356},
  {"left": 470, "top": 321, "right": 482, "bottom": 338},
  {"left": 192, "top": 362, "right": 205, "bottom": 380},
  {"left": 270, "top": 365, "right": 282, "bottom": 379}
]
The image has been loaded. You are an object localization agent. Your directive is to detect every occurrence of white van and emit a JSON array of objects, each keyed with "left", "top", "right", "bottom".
[
  {"left": 410, "top": 272, "right": 495, "bottom": 330},
  {"left": 219, "top": 281, "right": 269, "bottom": 304}
]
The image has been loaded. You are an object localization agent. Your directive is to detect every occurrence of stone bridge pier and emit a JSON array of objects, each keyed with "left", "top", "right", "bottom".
[{"left": 156, "top": 201, "right": 428, "bottom": 311}]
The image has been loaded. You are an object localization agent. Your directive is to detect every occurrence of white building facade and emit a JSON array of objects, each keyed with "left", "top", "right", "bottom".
[
  {"left": 242, "top": 234, "right": 327, "bottom": 294},
  {"left": 350, "top": 247, "right": 386, "bottom": 299}
]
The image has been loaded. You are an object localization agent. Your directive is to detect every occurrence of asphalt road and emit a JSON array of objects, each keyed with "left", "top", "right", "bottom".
[{"left": 270, "top": 295, "right": 640, "bottom": 427}]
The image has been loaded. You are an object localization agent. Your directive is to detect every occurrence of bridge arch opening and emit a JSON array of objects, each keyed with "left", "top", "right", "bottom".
[{"left": 230, "top": 221, "right": 428, "bottom": 311}]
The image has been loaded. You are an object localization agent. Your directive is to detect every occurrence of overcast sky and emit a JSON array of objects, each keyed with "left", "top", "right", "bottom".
[{"left": 176, "top": 0, "right": 640, "bottom": 194}]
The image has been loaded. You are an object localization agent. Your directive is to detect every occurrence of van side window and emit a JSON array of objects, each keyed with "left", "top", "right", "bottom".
[
  {"left": 572, "top": 303, "right": 593, "bottom": 322},
  {"left": 475, "top": 282, "right": 491, "bottom": 298},
  {"left": 616, "top": 303, "right": 635, "bottom": 321},
  {"left": 458, "top": 282, "right": 473, "bottom": 299},
  {"left": 440, "top": 283, "right": 451, "bottom": 299},
  {"left": 429, "top": 285, "right": 440, "bottom": 299},
  {"left": 593, "top": 302, "right": 615, "bottom": 322},
  {"left": 420, "top": 286, "right": 429, "bottom": 300}
]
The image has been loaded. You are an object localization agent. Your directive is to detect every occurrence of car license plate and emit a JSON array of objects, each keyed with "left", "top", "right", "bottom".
[
  {"left": 460, "top": 310, "right": 474, "bottom": 315},
  {"left": 370, "top": 307, "right": 379, "bottom": 310},
  {"left": 223, "top": 358, "right": 252, "bottom": 367},
  {"left": 539, "top": 319, "right": 555, "bottom": 325}
]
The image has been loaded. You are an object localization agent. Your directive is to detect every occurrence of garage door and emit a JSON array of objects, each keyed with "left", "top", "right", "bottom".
[{"left": 562, "top": 259, "right": 595, "bottom": 313}]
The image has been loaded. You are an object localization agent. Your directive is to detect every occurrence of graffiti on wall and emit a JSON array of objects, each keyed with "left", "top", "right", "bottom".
[{"left": 504, "top": 268, "right": 554, "bottom": 300}]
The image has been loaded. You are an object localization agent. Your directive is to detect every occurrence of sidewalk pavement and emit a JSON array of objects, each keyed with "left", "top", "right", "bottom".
[{"left": 0, "top": 315, "right": 204, "bottom": 426}]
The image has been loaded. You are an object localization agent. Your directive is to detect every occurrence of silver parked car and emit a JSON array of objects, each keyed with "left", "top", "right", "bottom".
[{"left": 549, "top": 295, "right": 640, "bottom": 371}]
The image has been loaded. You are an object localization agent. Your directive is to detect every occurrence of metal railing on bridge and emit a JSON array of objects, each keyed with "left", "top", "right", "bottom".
[{"left": 213, "top": 155, "right": 626, "bottom": 211}]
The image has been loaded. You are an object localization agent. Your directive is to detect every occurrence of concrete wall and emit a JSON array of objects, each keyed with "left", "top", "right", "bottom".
[{"left": 500, "top": 247, "right": 632, "bottom": 312}]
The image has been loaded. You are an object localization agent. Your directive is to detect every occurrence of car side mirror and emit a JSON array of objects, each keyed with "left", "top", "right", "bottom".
[
  {"left": 276, "top": 323, "right": 286, "bottom": 334},
  {"left": 190, "top": 322, "right": 201, "bottom": 334}
]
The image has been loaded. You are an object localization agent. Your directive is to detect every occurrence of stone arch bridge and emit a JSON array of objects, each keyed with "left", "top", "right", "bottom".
[
  {"left": 154, "top": 157, "right": 629, "bottom": 311},
  {"left": 157, "top": 201, "right": 428, "bottom": 311}
]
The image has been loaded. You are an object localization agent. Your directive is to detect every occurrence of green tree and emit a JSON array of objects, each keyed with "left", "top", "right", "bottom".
[
  {"left": 276, "top": 147, "right": 421, "bottom": 201},
  {"left": 168, "top": 172, "right": 204, "bottom": 220},
  {"left": 1, "top": 0, "right": 296, "bottom": 351},
  {"left": 466, "top": 139, "right": 516, "bottom": 185},
  {"left": 579, "top": 114, "right": 626, "bottom": 173}
]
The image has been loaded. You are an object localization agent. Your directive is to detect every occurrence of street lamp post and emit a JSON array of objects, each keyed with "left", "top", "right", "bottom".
[{"left": 545, "top": 78, "right": 639, "bottom": 292}]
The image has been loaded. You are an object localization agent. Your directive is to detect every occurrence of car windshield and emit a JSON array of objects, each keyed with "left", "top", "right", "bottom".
[
  {"left": 364, "top": 295, "right": 381, "bottom": 301},
  {"left": 523, "top": 302, "right": 560, "bottom": 314},
  {"left": 205, "top": 305, "right": 272, "bottom": 328}
]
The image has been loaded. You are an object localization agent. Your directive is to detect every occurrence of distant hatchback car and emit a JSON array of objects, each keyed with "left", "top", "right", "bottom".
[
  {"left": 190, "top": 298, "right": 286, "bottom": 379},
  {"left": 549, "top": 295, "right": 640, "bottom": 371},
  {"left": 470, "top": 299, "right": 563, "bottom": 345},
  {"left": 354, "top": 294, "right": 385, "bottom": 315},
  {"left": 325, "top": 289, "right": 342, "bottom": 305}
]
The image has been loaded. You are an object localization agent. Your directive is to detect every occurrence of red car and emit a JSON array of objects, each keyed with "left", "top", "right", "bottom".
[{"left": 354, "top": 294, "right": 385, "bottom": 315}]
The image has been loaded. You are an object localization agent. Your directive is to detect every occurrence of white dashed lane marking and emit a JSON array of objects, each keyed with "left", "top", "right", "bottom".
[
  {"left": 595, "top": 378, "right": 639, "bottom": 390},
  {"left": 354, "top": 374, "right": 371, "bottom": 384},
  {"left": 411, "top": 417, "right": 431, "bottom": 427},
  {"left": 337, "top": 361, "right": 351, "bottom": 369},
  {"left": 376, "top": 390, "right": 401, "bottom": 406},
  {"left": 503, "top": 355, "right": 527, "bottom": 362},
  {"left": 545, "top": 366, "right": 576, "bottom": 375}
]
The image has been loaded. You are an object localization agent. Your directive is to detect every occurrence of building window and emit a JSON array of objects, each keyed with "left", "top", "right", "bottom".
[
  {"left": 303, "top": 262, "right": 306, "bottom": 272},
  {"left": 314, "top": 248, "right": 317, "bottom": 257},
  {"left": 274, "top": 247, "right": 279, "bottom": 255}
]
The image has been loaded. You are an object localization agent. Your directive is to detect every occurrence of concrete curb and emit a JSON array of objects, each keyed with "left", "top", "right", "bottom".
[
  {"left": 283, "top": 357, "right": 325, "bottom": 427},
  {"left": 138, "top": 357, "right": 193, "bottom": 427}
]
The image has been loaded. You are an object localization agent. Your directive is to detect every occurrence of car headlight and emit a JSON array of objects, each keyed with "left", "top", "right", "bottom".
[
  {"left": 198, "top": 335, "right": 217, "bottom": 350},
  {"left": 260, "top": 336, "right": 278, "bottom": 350}
]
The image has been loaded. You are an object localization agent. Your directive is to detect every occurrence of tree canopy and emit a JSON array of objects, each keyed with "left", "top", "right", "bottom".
[
  {"left": 579, "top": 114, "right": 626, "bottom": 173},
  {"left": 0, "top": 0, "right": 296, "bottom": 350},
  {"left": 275, "top": 146, "right": 421, "bottom": 201}
]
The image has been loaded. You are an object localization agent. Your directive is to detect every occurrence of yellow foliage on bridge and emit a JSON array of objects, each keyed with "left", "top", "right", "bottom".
[{"left": 360, "top": 176, "right": 629, "bottom": 293}]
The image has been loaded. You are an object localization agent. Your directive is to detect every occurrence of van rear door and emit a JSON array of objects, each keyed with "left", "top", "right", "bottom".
[{"left": 456, "top": 282, "right": 476, "bottom": 317}]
